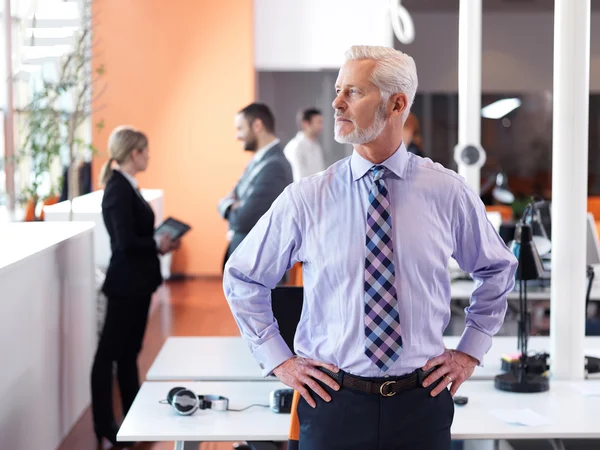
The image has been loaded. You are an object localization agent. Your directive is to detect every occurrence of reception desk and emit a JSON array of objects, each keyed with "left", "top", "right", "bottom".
[
  {"left": 0, "top": 222, "right": 96, "bottom": 450},
  {"left": 43, "top": 189, "right": 172, "bottom": 279}
]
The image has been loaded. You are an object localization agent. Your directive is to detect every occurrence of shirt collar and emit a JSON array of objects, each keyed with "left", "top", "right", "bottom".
[
  {"left": 115, "top": 168, "right": 138, "bottom": 189},
  {"left": 350, "top": 142, "right": 410, "bottom": 182},
  {"left": 252, "top": 138, "right": 280, "bottom": 164}
]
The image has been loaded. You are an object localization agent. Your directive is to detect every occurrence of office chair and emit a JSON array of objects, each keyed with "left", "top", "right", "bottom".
[
  {"left": 235, "top": 287, "right": 304, "bottom": 450},
  {"left": 271, "top": 286, "right": 303, "bottom": 351}
]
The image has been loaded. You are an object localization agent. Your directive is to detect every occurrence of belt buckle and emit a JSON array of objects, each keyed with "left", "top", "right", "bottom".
[{"left": 379, "top": 380, "right": 396, "bottom": 397}]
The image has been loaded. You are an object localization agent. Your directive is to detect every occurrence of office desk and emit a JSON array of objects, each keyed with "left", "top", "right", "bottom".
[
  {"left": 119, "top": 381, "right": 288, "bottom": 449},
  {"left": 147, "top": 336, "right": 600, "bottom": 383},
  {"left": 43, "top": 188, "right": 172, "bottom": 278},
  {"left": 119, "top": 380, "right": 600, "bottom": 449},
  {"left": 450, "top": 279, "right": 600, "bottom": 301},
  {"left": 444, "top": 336, "right": 600, "bottom": 380},
  {"left": 0, "top": 222, "right": 96, "bottom": 450},
  {"left": 146, "top": 336, "right": 265, "bottom": 381}
]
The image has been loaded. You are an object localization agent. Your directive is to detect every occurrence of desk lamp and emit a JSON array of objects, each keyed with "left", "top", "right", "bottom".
[
  {"left": 481, "top": 171, "right": 515, "bottom": 205},
  {"left": 492, "top": 172, "right": 515, "bottom": 205},
  {"left": 495, "top": 209, "right": 550, "bottom": 393}
]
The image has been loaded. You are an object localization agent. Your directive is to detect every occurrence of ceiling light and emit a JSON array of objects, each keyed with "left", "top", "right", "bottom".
[{"left": 481, "top": 98, "right": 521, "bottom": 119}]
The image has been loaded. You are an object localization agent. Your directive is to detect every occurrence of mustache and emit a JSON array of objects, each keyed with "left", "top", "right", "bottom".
[{"left": 334, "top": 113, "right": 353, "bottom": 122}]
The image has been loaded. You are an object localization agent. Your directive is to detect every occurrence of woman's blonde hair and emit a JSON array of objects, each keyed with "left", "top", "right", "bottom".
[{"left": 99, "top": 126, "right": 148, "bottom": 186}]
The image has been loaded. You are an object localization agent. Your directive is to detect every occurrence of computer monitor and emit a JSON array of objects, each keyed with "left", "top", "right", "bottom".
[
  {"left": 532, "top": 200, "right": 552, "bottom": 241},
  {"left": 532, "top": 212, "right": 599, "bottom": 273},
  {"left": 586, "top": 213, "right": 600, "bottom": 266}
]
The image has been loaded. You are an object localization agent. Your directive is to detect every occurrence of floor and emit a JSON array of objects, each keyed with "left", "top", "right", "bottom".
[{"left": 57, "top": 277, "right": 242, "bottom": 450}]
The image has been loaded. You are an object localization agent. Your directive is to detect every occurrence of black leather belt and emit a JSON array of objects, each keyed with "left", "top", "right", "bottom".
[{"left": 320, "top": 367, "right": 429, "bottom": 397}]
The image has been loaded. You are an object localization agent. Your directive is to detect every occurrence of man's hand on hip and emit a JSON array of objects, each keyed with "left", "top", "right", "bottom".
[
  {"left": 272, "top": 356, "right": 340, "bottom": 408},
  {"left": 421, "top": 349, "right": 478, "bottom": 397}
]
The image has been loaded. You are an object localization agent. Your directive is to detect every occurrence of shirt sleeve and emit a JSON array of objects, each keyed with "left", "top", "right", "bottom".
[
  {"left": 223, "top": 185, "right": 304, "bottom": 376},
  {"left": 452, "top": 184, "right": 518, "bottom": 364},
  {"left": 284, "top": 140, "right": 307, "bottom": 182}
]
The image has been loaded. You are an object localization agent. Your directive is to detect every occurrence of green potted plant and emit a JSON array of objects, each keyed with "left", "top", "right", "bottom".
[
  {"left": 17, "top": 84, "right": 63, "bottom": 221},
  {"left": 17, "top": 0, "right": 105, "bottom": 220}
]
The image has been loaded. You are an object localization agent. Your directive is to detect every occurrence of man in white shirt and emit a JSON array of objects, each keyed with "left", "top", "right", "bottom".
[{"left": 284, "top": 108, "right": 326, "bottom": 181}]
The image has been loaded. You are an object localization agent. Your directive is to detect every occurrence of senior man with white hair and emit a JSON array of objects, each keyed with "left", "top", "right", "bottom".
[{"left": 224, "top": 45, "right": 517, "bottom": 449}]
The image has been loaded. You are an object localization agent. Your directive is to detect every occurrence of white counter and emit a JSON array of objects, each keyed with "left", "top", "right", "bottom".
[
  {"left": 0, "top": 222, "right": 96, "bottom": 450},
  {"left": 43, "top": 189, "right": 172, "bottom": 279}
]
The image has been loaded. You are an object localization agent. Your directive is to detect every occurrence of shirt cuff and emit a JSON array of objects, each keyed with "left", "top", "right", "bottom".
[
  {"left": 154, "top": 235, "right": 161, "bottom": 252},
  {"left": 218, "top": 198, "right": 236, "bottom": 219},
  {"left": 252, "top": 333, "right": 294, "bottom": 377},
  {"left": 455, "top": 326, "right": 492, "bottom": 366}
]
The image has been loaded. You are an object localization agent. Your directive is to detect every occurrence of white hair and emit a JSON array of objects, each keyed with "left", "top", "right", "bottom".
[{"left": 344, "top": 45, "right": 418, "bottom": 123}]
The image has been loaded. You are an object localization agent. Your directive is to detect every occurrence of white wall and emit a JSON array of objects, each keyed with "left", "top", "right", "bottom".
[
  {"left": 254, "top": 0, "right": 394, "bottom": 70},
  {"left": 255, "top": 7, "right": 600, "bottom": 93}
]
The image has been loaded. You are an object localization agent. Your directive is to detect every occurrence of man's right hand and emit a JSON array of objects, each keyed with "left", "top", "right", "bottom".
[{"left": 272, "top": 356, "right": 340, "bottom": 408}]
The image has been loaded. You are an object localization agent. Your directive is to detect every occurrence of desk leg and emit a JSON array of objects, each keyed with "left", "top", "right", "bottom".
[
  {"left": 549, "top": 439, "right": 566, "bottom": 450},
  {"left": 174, "top": 441, "right": 200, "bottom": 450}
]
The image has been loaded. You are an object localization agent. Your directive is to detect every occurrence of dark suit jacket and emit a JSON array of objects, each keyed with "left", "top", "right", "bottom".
[
  {"left": 59, "top": 162, "right": 92, "bottom": 202},
  {"left": 218, "top": 143, "right": 293, "bottom": 256},
  {"left": 101, "top": 170, "right": 162, "bottom": 298}
]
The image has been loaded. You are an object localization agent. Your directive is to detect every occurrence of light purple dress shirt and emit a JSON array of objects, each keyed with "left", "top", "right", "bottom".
[{"left": 223, "top": 145, "right": 518, "bottom": 378}]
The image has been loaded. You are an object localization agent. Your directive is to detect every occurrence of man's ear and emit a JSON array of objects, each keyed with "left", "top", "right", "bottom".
[
  {"left": 251, "top": 118, "right": 264, "bottom": 134},
  {"left": 390, "top": 93, "right": 408, "bottom": 118}
]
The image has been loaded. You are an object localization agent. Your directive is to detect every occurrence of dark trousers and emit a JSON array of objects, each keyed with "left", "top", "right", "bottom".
[
  {"left": 223, "top": 243, "right": 234, "bottom": 273},
  {"left": 91, "top": 294, "right": 151, "bottom": 430},
  {"left": 297, "top": 371, "right": 454, "bottom": 450}
]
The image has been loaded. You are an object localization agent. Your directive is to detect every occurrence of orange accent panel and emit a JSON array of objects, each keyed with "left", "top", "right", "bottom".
[
  {"left": 288, "top": 390, "right": 301, "bottom": 441},
  {"left": 587, "top": 197, "right": 600, "bottom": 221},
  {"left": 92, "top": 0, "right": 254, "bottom": 276}
]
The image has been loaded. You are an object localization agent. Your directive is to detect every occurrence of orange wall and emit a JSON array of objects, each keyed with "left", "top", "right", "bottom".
[{"left": 92, "top": 0, "right": 254, "bottom": 276}]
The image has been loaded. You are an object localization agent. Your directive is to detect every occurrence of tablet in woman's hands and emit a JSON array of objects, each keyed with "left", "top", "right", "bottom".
[{"left": 155, "top": 217, "right": 191, "bottom": 240}]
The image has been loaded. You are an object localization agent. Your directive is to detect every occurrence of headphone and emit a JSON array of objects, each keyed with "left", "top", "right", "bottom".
[{"left": 166, "top": 386, "right": 229, "bottom": 415}]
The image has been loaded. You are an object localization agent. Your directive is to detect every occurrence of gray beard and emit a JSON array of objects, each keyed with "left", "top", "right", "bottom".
[{"left": 334, "top": 101, "right": 388, "bottom": 145}]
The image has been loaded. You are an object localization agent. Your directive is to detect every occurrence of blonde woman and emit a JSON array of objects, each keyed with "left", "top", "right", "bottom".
[{"left": 91, "top": 126, "right": 178, "bottom": 446}]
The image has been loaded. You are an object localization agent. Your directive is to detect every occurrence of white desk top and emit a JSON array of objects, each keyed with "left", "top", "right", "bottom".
[
  {"left": 43, "top": 188, "right": 163, "bottom": 214},
  {"left": 452, "top": 380, "right": 600, "bottom": 440},
  {"left": 445, "top": 336, "right": 600, "bottom": 380},
  {"left": 451, "top": 279, "right": 600, "bottom": 301},
  {"left": 119, "top": 380, "right": 600, "bottom": 442},
  {"left": 0, "top": 222, "right": 95, "bottom": 271},
  {"left": 147, "top": 336, "right": 600, "bottom": 383},
  {"left": 146, "top": 336, "right": 265, "bottom": 381},
  {"left": 118, "top": 381, "right": 290, "bottom": 442}
]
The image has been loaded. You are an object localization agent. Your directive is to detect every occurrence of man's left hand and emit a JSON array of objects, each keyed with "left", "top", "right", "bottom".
[{"left": 421, "top": 349, "right": 478, "bottom": 397}]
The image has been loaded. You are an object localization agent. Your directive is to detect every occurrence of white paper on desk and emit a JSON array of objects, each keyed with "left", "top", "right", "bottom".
[
  {"left": 490, "top": 408, "right": 550, "bottom": 427},
  {"left": 570, "top": 383, "right": 600, "bottom": 396}
]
